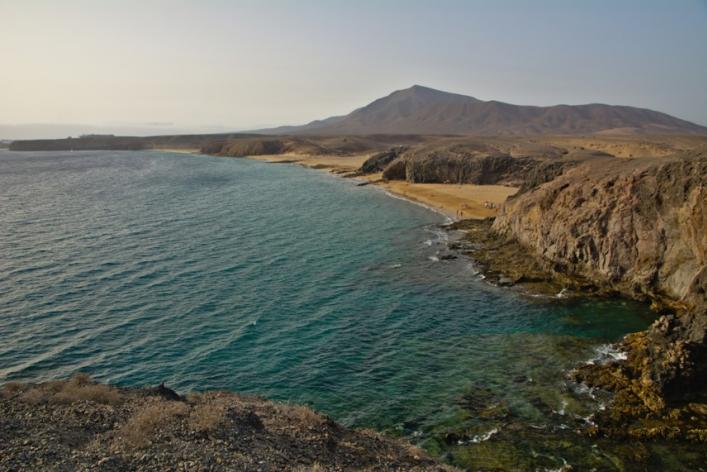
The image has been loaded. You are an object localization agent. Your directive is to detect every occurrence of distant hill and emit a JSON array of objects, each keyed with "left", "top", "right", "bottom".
[{"left": 257, "top": 85, "right": 707, "bottom": 136}]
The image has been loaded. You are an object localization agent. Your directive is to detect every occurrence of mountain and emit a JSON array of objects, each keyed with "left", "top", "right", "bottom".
[{"left": 257, "top": 85, "right": 707, "bottom": 136}]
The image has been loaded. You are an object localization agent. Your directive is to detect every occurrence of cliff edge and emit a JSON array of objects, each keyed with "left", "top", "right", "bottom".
[
  {"left": 492, "top": 155, "right": 705, "bottom": 309},
  {"left": 487, "top": 154, "right": 706, "bottom": 439},
  {"left": 0, "top": 375, "right": 455, "bottom": 471}
]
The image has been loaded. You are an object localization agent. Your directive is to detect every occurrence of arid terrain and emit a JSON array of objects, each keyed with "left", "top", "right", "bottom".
[{"left": 0, "top": 375, "right": 456, "bottom": 471}]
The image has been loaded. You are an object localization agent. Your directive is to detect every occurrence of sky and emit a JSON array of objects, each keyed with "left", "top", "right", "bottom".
[{"left": 1, "top": 0, "right": 706, "bottom": 138}]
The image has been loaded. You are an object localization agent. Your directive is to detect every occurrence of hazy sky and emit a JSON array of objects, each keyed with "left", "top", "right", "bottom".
[{"left": 2, "top": 0, "right": 706, "bottom": 137}]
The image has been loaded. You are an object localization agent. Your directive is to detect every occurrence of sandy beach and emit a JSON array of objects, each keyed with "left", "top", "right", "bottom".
[
  {"left": 153, "top": 147, "right": 203, "bottom": 154},
  {"left": 360, "top": 173, "right": 518, "bottom": 220},
  {"left": 247, "top": 153, "right": 372, "bottom": 173}
]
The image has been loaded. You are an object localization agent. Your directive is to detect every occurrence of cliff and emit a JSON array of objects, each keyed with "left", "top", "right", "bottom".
[
  {"left": 485, "top": 154, "right": 707, "bottom": 439},
  {"left": 0, "top": 375, "right": 454, "bottom": 471},
  {"left": 374, "top": 139, "right": 613, "bottom": 187},
  {"left": 492, "top": 156, "right": 706, "bottom": 308}
]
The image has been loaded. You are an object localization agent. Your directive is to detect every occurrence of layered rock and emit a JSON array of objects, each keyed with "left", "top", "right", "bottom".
[
  {"left": 360, "top": 146, "right": 408, "bottom": 173},
  {"left": 492, "top": 156, "right": 706, "bottom": 308},
  {"left": 487, "top": 153, "right": 707, "bottom": 439},
  {"left": 380, "top": 142, "right": 537, "bottom": 185}
]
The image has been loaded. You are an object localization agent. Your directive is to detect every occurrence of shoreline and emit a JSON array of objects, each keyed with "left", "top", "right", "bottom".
[
  {"left": 126, "top": 148, "right": 516, "bottom": 220},
  {"left": 239, "top": 152, "right": 518, "bottom": 221}
]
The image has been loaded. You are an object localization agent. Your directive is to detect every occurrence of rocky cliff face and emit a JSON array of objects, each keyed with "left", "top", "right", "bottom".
[
  {"left": 380, "top": 142, "right": 539, "bottom": 185},
  {"left": 492, "top": 156, "right": 706, "bottom": 308},
  {"left": 376, "top": 139, "right": 612, "bottom": 187},
  {"left": 489, "top": 154, "right": 707, "bottom": 437}
]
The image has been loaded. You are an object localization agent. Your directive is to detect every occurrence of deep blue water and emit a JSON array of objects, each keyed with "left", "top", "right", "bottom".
[{"left": 1, "top": 150, "right": 666, "bottom": 469}]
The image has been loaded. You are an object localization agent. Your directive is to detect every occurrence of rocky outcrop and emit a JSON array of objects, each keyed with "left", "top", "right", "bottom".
[
  {"left": 380, "top": 142, "right": 538, "bottom": 185},
  {"left": 514, "top": 159, "right": 580, "bottom": 194},
  {"left": 0, "top": 375, "right": 455, "bottom": 471},
  {"left": 374, "top": 140, "right": 609, "bottom": 188},
  {"left": 486, "top": 154, "right": 707, "bottom": 439},
  {"left": 210, "top": 137, "right": 326, "bottom": 157},
  {"left": 360, "top": 146, "right": 408, "bottom": 173},
  {"left": 570, "top": 308, "right": 707, "bottom": 441},
  {"left": 492, "top": 156, "right": 706, "bottom": 307}
]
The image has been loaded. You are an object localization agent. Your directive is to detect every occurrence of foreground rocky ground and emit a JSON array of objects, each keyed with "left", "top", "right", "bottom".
[{"left": 0, "top": 375, "right": 456, "bottom": 471}]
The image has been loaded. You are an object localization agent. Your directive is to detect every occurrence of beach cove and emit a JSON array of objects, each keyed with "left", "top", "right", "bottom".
[{"left": 1, "top": 149, "right": 701, "bottom": 470}]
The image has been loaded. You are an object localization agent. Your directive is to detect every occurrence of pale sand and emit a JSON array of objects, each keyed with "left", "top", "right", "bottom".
[
  {"left": 248, "top": 153, "right": 372, "bottom": 173},
  {"left": 362, "top": 173, "right": 518, "bottom": 220}
]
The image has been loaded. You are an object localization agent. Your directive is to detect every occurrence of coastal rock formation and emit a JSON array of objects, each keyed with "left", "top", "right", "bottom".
[
  {"left": 376, "top": 140, "right": 607, "bottom": 188},
  {"left": 492, "top": 155, "right": 706, "bottom": 307},
  {"left": 204, "top": 135, "right": 427, "bottom": 159},
  {"left": 484, "top": 153, "right": 707, "bottom": 438},
  {"left": 380, "top": 142, "right": 535, "bottom": 185},
  {"left": 209, "top": 137, "right": 324, "bottom": 156},
  {"left": 0, "top": 375, "right": 455, "bottom": 471},
  {"left": 360, "top": 146, "right": 408, "bottom": 173}
]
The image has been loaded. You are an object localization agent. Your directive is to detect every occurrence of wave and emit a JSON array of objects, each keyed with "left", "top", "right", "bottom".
[
  {"left": 457, "top": 427, "right": 499, "bottom": 445},
  {"left": 585, "top": 343, "right": 627, "bottom": 365}
]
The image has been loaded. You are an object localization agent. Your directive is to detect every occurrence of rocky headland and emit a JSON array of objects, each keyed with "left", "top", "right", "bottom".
[
  {"left": 446, "top": 152, "right": 707, "bottom": 443},
  {"left": 0, "top": 375, "right": 456, "bottom": 471}
]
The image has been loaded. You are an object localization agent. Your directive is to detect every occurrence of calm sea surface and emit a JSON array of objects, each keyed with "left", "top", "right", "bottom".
[{"left": 2, "top": 150, "right": 698, "bottom": 470}]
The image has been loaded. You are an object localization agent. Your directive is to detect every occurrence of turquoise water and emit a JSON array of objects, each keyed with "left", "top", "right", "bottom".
[{"left": 0, "top": 150, "right": 685, "bottom": 469}]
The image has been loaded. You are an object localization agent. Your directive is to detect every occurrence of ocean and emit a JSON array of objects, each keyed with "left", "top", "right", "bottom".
[{"left": 3, "top": 149, "right": 695, "bottom": 470}]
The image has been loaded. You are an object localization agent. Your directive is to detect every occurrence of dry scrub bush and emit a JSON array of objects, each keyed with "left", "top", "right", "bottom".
[
  {"left": 53, "top": 374, "right": 123, "bottom": 404},
  {"left": 189, "top": 399, "right": 228, "bottom": 433},
  {"left": 19, "top": 387, "right": 48, "bottom": 404},
  {"left": 0, "top": 381, "right": 26, "bottom": 399},
  {"left": 280, "top": 404, "right": 324, "bottom": 427},
  {"left": 119, "top": 400, "right": 189, "bottom": 449},
  {"left": 16, "top": 373, "right": 123, "bottom": 405}
]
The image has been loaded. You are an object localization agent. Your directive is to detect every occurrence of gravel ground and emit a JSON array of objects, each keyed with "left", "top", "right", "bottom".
[{"left": 0, "top": 375, "right": 457, "bottom": 471}]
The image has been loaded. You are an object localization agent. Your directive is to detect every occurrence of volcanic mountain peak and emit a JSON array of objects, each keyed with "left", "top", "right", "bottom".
[{"left": 258, "top": 85, "right": 707, "bottom": 136}]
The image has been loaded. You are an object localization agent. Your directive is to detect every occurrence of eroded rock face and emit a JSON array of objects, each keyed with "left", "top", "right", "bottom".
[
  {"left": 360, "top": 146, "right": 408, "bottom": 173},
  {"left": 376, "top": 140, "right": 603, "bottom": 187},
  {"left": 381, "top": 145, "right": 537, "bottom": 185},
  {"left": 493, "top": 156, "right": 706, "bottom": 308},
  {"left": 490, "top": 154, "right": 707, "bottom": 433}
]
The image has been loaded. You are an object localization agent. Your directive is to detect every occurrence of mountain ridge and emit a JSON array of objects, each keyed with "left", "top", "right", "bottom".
[{"left": 256, "top": 85, "right": 707, "bottom": 136}]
